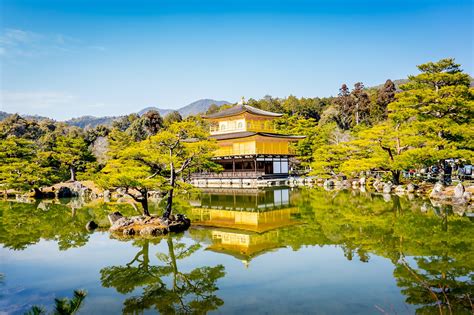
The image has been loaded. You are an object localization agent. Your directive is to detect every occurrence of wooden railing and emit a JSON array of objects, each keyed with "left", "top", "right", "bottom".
[{"left": 192, "top": 171, "right": 265, "bottom": 179}]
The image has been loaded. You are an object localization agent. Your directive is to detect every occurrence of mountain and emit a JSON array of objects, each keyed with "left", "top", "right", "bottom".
[
  {"left": 65, "top": 115, "right": 120, "bottom": 128},
  {"left": 0, "top": 111, "right": 50, "bottom": 122},
  {"left": 177, "top": 99, "right": 230, "bottom": 117},
  {"left": 137, "top": 107, "right": 174, "bottom": 117},
  {"left": 0, "top": 98, "right": 232, "bottom": 129},
  {"left": 137, "top": 99, "right": 230, "bottom": 117}
]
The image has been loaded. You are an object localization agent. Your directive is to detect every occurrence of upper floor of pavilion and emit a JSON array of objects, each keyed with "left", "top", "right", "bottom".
[{"left": 203, "top": 102, "right": 284, "bottom": 135}]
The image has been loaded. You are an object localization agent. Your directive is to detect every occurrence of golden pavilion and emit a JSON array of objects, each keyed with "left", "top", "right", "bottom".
[{"left": 192, "top": 100, "right": 304, "bottom": 187}]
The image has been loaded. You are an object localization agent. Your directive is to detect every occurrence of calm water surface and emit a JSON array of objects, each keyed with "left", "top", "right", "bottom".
[{"left": 1, "top": 188, "right": 473, "bottom": 314}]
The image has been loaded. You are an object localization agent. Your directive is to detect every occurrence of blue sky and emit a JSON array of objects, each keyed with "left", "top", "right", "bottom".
[{"left": 1, "top": 0, "right": 472, "bottom": 120}]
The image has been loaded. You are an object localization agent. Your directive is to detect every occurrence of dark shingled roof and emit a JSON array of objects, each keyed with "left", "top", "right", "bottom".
[
  {"left": 204, "top": 104, "right": 283, "bottom": 119},
  {"left": 210, "top": 131, "right": 305, "bottom": 141}
]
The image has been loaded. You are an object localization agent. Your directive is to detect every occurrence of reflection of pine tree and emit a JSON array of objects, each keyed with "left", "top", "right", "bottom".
[
  {"left": 25, "top": 290, "right": 87, "bottom": 315},
  {"left": 100, "top": 236, "right": 225, "bottom": 314},
  {"left": 395, "top": 255, "right": 473, "bottom": 314}
]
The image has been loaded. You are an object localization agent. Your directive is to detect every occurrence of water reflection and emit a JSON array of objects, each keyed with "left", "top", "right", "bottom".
[
  {"left": 188, "top": 188, "right": 299, "bottom": 266},
  {"left": 1, "top": 188, "right": 473, "bottom": 314},
  {"left": 100, "top": 236, "right": 225, "bottom": 314}
]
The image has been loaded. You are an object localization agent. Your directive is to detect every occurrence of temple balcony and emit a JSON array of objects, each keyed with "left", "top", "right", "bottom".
[{"left": 215, "top": 145, "right": 295, "bottom": 157}]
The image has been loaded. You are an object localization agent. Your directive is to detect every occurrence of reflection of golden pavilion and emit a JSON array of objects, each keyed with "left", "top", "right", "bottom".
[{"left": 190, "top": 188, "right": 299, "bottom": 265}]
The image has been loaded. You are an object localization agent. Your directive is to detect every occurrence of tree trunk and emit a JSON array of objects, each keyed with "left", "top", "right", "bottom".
[
  {"left": 163, "top": 167, "right": 176, "bottom": 220},
  {"left": 167, "top": 236, "right": 179, "bottom": 290},
  {"left": 163, "top": 188, "right": 174, "bottom": 219},
  {"left": 141, "top": 189, "right": 150, "bottom": 216},
  {"left": 392, "top": 170, "right": 401, "bottom": 185},
  {"left": 70, "top": 166, "right": 76, "bottom": 182}
]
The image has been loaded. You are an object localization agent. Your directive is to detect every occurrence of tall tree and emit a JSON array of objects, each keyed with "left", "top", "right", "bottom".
[
  {"left": 332, "top": 84, "right": 354, "bottom": 130},
  {"left": 351, "top": 82, "right": 370, "bottom": 125},
  {"left": 338, "top": 58, "right": 473, "bottom": 184},
  {"left": 375, "top": 79, "right": 396, "bottom": 120},
  {"left": 163, "top": 111, "right": 183, "bottom": 127},
  {"left": 148, "top": 121, "right": 219, "bottom": 219},
  {"left": 99, "top": 122, "right": 219, "bottom": 217},
  {"left": 0, "top": 137, "right": 52, "bottom": 193},
  {"left": 53, "top": 133, "right": 95, "bottom": 182}
]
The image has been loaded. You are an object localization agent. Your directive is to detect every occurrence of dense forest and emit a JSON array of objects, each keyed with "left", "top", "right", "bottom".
[{"left": 1, "top": 58, "right": 473, "bottom": 207}]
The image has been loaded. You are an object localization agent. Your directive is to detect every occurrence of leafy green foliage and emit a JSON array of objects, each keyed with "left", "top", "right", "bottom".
[
  {"left": 99, "top": 121, "right": 219, "bottom": 216},
  {"left": 309, "top": 58, "right": 474, "bottom": 181},
  {"left": 0, "top": 137, "right": 52, "bottom": 191}
]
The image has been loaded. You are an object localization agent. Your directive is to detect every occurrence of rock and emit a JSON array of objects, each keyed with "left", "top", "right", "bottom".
[
  {"left": 454, "top": 183, "right": 465, "bottom": 199},
  {"left": 323, "top": 179, "right": 334, "bottom": 187},
  {"left": 383, "top": 183, "right": 393, "bottom": 194},
  {"left": 140, "top": 226, "right": 164, "bottom": 236},
  {"left": 395, "top": 185, "right": 405, "bottom": 193},
  {"left": 116, "top": 187, "right": 127, "bottom": 197},
  {"left": 86, "top": 220, "right": 98, "bottom": 231},
  {"left": 373, "top": 180, "right": 384, "bottom": 191},
  {"left": 463, "top": 191, "right": 472, "bottom": 202},
  {"left": 57, "top": 186, "right": 75, "bottom": 198},
  {"left": 103, "top": 189, "right": 111, "bottom": 202},
  {"left": 430, "top": 182, "right": 444, "bottom": 198},
  {"left": 123, "top": 228, "right": 135, "bottom": 236},
  {"left": 352, "top": 181, "right": 359, "bottom": 188},
  {"left": 359, "top": 177, "right": 366, "bottom": 186},
  {"left": 420, "top": 202, "right": 430, "bottom": 213},
  {"left": 108, "top": 211, "right": 124, "bottom": 225},
  {"left": 37, "top": 201, "right": 50, "bottom": 211},
  {"left": 452, "top": 206, "right": 466, "bottom": 216},
  {"left": 334, "top": 180, "right": 342, "bottom": 187},
  {"left": 406, "top": 183, "right": 416, "bottom": 193}
]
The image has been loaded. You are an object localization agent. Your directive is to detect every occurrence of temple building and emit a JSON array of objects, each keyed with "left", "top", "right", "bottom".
[{"left": 192, "top": 100, "right": 304, "bottom": 188}]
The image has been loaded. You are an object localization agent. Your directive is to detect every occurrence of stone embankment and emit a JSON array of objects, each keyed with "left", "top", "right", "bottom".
[
  {"left": 106, "top": 212, "right": 191, "bottom": 237},
  {"left": 290, "top": 176, "right": 473, "bottom": 207}
]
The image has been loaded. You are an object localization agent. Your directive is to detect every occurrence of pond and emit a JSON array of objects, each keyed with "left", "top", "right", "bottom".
[{"left": 1, "top": 188, "right": 473, "bottom": 314}]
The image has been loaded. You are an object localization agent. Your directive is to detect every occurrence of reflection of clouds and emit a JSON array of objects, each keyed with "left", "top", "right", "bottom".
[{"left": 0, "top": 288, "right": 55, "bottom": 315}]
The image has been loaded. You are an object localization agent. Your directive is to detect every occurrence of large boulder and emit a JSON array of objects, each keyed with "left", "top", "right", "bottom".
[
  {"left": 394, "top": 185, "right": 405, "bottom": 193},
  {"left": 463, "top": 191, "right": 472, "bottom": 202},
  {"left": 383, "top": 183, "right": 393, "bottom": 194},
  {"left": 373, "top": 180, "right": 384, "bottom": 192},
  {"left": 454, "top": 183, "right": 465, "bottom": 199},
  {"left": 108, "top": 211, "right": 124, "bottom": 225},
  {"left": 406, "top": 183, "right": 416, "bottom": 193},
  {"left": 103, "top": 189, "right": 111, "bottom": 202},
  {"left": 323, "top": 179, "right": 334, "bottom": 187},
  {"left": 430, "top": 182, "right": 444, "bottom": 198},
  {"left": 86, "top": 221, "right": 98, "bottom": 231}
]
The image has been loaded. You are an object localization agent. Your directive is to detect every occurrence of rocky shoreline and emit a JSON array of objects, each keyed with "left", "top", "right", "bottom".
[
  {"left": 105, "top": 211, "right": 191, "bottom": 237},
  {"left": 4, "top": 177, "right": 473, "bottom": 209}
]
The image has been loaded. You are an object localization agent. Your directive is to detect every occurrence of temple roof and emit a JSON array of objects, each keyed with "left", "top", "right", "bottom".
[
  {"left": 204, "top": 104, "right": 283, "bottom": 119},
  {"left": 210, "top": 131, "right": 305, "bottom": 141}
]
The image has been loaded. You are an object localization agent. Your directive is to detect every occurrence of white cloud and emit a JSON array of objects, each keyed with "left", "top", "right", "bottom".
[
  {"left": 0, "top": 28, "right": 104, "bottom": 58},
  {"left": 1, "top": 90, "right": 76, "bottom": 112}
]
